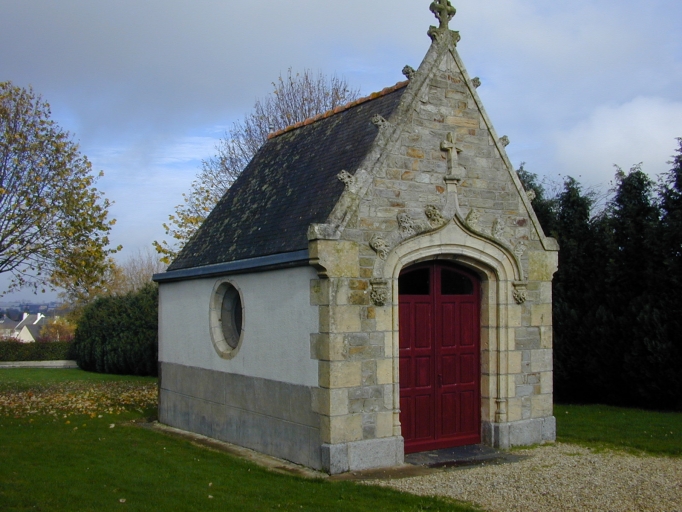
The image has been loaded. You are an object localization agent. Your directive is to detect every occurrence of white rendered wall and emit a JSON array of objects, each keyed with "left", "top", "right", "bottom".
[{"left": 159, "top": 265, "right": 319, "bottom": 388}]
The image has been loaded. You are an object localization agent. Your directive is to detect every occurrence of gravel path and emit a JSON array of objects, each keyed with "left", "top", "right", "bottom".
[{"left": 369, "top": 443, "right": 682, "bottom": 511}]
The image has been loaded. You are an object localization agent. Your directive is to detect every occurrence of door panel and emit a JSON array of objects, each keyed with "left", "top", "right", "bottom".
[
  {"left": 440, "top": 303, "right": 457, "bottom": 347},
  {"left": 399, "top": 262, "right": 481, "bottom": 453},
  {"left": 415, "top": 395, "right": 433, "bottom": 439}
]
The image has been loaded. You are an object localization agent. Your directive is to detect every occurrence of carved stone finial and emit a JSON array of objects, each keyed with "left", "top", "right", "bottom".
[
  {"left": 370, "top": 279, "right": 390, "bottom": 306},
  {"left": 471, "top": 77, "right": 481, "bottom": 89},
  {"left": 370, "top": 235, "right": 389, "bottom": 260},
  {"left": 371, "top": 114, "right": 388, "bottom": 129},
  {"left": 465, "top": 209, "right": 481, "bottom": 231},
  {"left": 492, "top": 217, "right": 506, "bottom": 240},
  {"left": 514, "top": 240, "right": 528, "bottom": 259},
  {"left": 425, "top": 205, "right": 447, "bottom": 228},
  {"left": 402, "top": 65, "right": 416, "bottom": 80},
  {"left": 526, "top": 189, "right": 537, "bottom": 202},
  {"left": 397, "top": 212, "right": 418, "bottom": 238},
  {"left": 430, "top": 0, "right": 456, "bottom": 30},
  {"left": 513, "top": 288, "right": 528, "bottom": 305},
  {"left": 499, "top": 135, "right": 510, "bottom": 147}
]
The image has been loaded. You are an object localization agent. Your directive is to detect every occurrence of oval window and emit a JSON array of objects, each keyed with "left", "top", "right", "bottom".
[{"left": 210, "top": 281, "right": 244, "bottom": 358}]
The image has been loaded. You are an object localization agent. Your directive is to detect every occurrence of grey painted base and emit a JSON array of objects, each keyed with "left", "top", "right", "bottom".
[
  {"left": 321, "top": 437, "right": 405, "bottom": 475},
  {"left": 482, "top": 416, "right": 556, "bottom": 449},
  {"left": 159, "top": 362, "right": 322, "bottom": 470}
]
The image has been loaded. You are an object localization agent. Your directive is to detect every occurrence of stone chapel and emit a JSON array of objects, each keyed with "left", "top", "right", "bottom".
[{"left": 153, "top": 1, "right": 559, "bottom": 475}]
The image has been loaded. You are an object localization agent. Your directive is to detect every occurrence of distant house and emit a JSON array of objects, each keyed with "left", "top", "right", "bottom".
[
  {"left": 0, "top": 315, "right": 19, "bottom": 339},
  {"left": 12, "top": 313, "right": 47, "bottom": 343}
]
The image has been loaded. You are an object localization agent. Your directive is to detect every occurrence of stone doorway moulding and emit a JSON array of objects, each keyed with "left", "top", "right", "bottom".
[{"left": 377, "top": 220, "right": 524, "bottom": 450}]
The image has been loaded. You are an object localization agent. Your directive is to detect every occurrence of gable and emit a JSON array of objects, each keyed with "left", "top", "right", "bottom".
[{"left": 323, "top": 31, "right": 555, "bottom": 262}]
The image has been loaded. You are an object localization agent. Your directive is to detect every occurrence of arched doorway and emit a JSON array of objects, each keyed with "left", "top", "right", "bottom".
[{"left": 398, "top": 261, "right": 481, "bottom": 453}]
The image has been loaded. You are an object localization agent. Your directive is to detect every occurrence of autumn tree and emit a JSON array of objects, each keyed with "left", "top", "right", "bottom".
[
  {"left": 0, "top": 81, "right": 118, "bottom": 296},
  {"left": 39, "top": 316, "right": 76, "bottom": 342},
  {"left": 59, "top": 249, "right": 165, "bottom": 321},
  {"left": 154, "top": 69, "right": 360, "bottom": 263},
  {"left": 116, "top": 248, "right": 166, "bottom": 293}
]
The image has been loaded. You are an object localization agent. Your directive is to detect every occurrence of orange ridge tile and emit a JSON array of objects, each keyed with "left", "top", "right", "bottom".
[{"left": 268, "top": 80, "right": 409, "bottom": 139}]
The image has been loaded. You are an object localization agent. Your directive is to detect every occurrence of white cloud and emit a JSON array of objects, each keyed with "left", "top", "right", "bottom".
[{"left": 552, "top": 97, "right": 682, "bottom": 187}]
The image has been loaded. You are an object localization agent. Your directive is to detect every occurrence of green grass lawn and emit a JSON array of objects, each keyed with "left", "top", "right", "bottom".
[
  {"left": 0, "top": 369, "right": 475, "bottom": 512},
  {"left": 555, "top": 403, "right": 682, "bottom": 456},
  {"left": 0, "top": 368, "right": 157, "bottom": 390}
]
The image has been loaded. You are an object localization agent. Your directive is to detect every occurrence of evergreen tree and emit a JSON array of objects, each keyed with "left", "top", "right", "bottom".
[
  {"left": 601, "top": 166, "right": 662, "bottom": 406},
  {"left": 536, "top": 141, "right": 682, "bottom": 410},
  {"left": 655, "top": 140, "right": 682, "bottom": 408},
  {"left": 550, "top": 177, "right": 602, "bottom": 402}
]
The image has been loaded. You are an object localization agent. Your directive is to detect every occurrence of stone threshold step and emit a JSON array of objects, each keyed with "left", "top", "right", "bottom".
[{"left": 405, "top": 444, "right": 524, "bottom": 468}]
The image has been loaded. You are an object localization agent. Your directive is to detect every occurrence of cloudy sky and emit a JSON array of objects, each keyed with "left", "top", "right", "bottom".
[{"left": 2, "top": 0, "right": 681, "bottom": 301}]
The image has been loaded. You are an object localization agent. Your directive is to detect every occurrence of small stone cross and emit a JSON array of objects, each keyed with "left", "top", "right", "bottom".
[
  {"left": 430, "top": 0, "right": 456, "bottom": 30},
  {"left": 441, "top": 132, "right": 464, "bottom": 181}
]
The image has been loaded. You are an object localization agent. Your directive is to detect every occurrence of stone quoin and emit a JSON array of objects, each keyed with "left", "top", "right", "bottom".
[{"left": 153, "top": 1, "right": 559, "bottom": 475}]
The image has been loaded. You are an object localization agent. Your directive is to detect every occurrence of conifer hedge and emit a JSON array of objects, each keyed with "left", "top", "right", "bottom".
[
  {"left": 0, "top": 340, "right": 75, "bottom": 361},
  {"left": 73, "top": 283, "right": 158, "bottom": 376},
  {"left": 519, "top": 139, "right": 682, "bottom": 411}
]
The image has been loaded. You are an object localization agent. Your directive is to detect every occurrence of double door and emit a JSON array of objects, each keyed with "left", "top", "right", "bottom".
[{"left": 399, "top": 262, "right": 481, "bottom": 453}]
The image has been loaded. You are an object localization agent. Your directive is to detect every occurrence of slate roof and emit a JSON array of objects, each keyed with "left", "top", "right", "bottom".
[
  {"left": 168, "top": 82, "right": 409, "bottom": 271},
  {"left": 0, "top": 317, "right": 19, "bottom": 336}
]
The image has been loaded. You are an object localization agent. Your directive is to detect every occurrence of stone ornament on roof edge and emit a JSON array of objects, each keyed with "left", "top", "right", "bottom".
[
  {"left": 371, "top": 114, "right": 389, "bottom": 129},
  {"left": 402, "top": 66, "right": 416, "bottom": 80},
  {"left": 337, "top": 170, "right": 358, "bottom": 193}
]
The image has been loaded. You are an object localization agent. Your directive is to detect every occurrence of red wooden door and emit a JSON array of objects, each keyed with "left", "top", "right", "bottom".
[{"left": 399, "top": 262, "right": 481, "bottom": 453}]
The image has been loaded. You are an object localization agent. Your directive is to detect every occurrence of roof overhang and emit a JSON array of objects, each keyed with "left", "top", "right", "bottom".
[{"left": 153, "top": 249, "right": 310, "bottom": 283}]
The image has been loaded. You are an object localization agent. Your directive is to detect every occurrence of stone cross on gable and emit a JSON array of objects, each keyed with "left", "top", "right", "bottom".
[
  {"left": 441, "top": 131, "right": 465, "bottom": 181},
  {"left": 430, "top": 0, "right": 457, "bottom": 30}
]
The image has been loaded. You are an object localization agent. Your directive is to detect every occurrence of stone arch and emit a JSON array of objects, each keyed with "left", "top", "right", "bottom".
[{"left": 378, "top": 220, "right": 520, "bottom": 445}]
